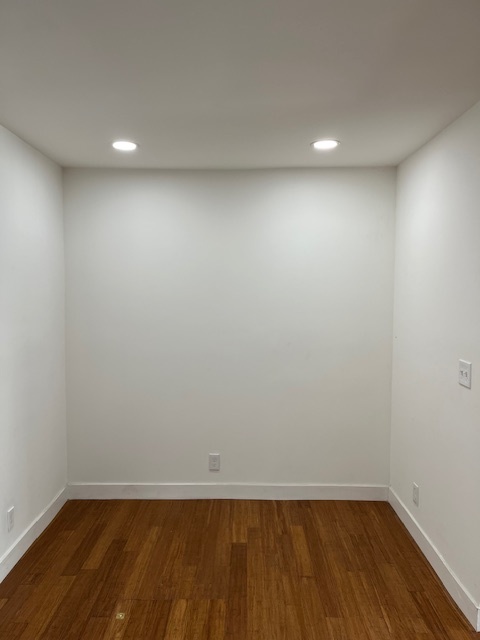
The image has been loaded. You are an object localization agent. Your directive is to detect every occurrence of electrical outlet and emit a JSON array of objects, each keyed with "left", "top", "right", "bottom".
[
  {"left": 209, "top": 453, "right": 220, "bottom": 472},
  {"left": 413, "top": 483, "right": 419, "bottom": 507},
  {"left": 459, "top": 360, "right": 472, "bottom": 389},
  {"left": 7, "top": 507, "right": 14, "bottom": 532}
]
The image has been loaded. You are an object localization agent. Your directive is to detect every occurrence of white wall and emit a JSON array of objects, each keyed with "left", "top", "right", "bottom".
[
  {"left": 64, "top": 168, "right": 395, "bottom": 487},
  {"left": 391, "top": 102, "right": 480, "bottom": 611},
  {"left": 0, "top": 126, "right": 67, "bottom": 566}
]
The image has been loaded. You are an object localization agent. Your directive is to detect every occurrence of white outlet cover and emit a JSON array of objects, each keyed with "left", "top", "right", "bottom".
[
  {"left": 459, "top": 360, "right": 472, "bottom": 389},
  {"left": 7, "top": 506, "right": 14, "bottom": 532},
  {"left": 413, "top": 483, "right": 419, "bottom": 507},
  {"left": 209, "top": 453, "right": 221, "bottom": 471}
]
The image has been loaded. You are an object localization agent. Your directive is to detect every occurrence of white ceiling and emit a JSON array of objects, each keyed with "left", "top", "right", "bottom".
[{"left": 1, "top": 0, "right": 480, "bottom": 169}]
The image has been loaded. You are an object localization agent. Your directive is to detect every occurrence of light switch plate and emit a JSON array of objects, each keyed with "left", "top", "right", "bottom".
[{"left": 459, "top": 360, "right": 472, "bottom": 389}]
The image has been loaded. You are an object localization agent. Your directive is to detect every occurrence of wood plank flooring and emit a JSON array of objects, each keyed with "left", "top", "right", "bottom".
[{"left": 0, "top": 500, "right": 477, "bottom": 639}]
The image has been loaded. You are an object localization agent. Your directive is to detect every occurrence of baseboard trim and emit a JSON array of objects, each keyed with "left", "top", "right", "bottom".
[
  {"left": 68, "top": 482, "right": 389, "bottom": 501},
  {"left": 388, "top": 488, "right": 480, "bottom": 631},
  {"left": 0, "top": 487, "right": 68, "bottom": 584}
]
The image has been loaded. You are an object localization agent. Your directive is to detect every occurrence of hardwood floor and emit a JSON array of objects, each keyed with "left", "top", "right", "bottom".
[{"left": 0, "top": 500, "right": 476, "bottom": 639}]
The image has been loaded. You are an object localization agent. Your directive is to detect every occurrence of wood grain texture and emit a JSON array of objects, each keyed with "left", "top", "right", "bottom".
[{"left": 0, "top": 500, "right": 477, "bottom": 639}]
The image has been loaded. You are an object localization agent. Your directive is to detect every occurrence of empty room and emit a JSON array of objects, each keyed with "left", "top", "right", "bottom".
[{"left": 1, "top": 0, "right": 479, "bottom": 638}]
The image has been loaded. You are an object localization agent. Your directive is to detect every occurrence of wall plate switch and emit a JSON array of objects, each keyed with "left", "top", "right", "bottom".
[
  {"left": 209, "top": 453, "right": 220, "bottom": 472},
  {"left": 413, "top": 483, "right": 419, "bottom": 507},
  {"left": 7, "top": 506, "right": 14, "bottom": 532},
  {"left": 459, "top": 360, "right": 472, "bottom": 389}
]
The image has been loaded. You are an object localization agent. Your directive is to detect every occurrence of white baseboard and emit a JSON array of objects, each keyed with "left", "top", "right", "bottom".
[
  {"left": 68, "top": 482, "right": 389, "bottom": 501},
  {"left": 388, "top": 488, "right": 480, "bottom": 632},
  {"left": 0, "top": 487, "right": 68, "bottom": 584}
]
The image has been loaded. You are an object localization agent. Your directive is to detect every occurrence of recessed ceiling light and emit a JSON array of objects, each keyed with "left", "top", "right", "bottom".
[
  {"left": 312, "top": 139, "right": 339, "bottom": 151},
  {"left": 112, "top": 140, "right": 138, "bottom": 151}
]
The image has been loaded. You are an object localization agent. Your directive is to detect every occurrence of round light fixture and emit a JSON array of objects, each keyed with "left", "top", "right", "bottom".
[
  {"left": 312, "top": 139, "right": 339, "bottom": 151},
  {"left": 112, "top": 140, "right": 138, "bottom": 151}
]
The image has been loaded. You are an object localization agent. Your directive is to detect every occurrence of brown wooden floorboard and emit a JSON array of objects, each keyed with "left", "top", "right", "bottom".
[{"left": 0, "top": 500, "right": 477, "bottom": 639}]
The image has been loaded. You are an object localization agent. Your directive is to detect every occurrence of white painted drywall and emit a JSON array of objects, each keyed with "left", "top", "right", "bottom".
[
  {"left": 64, "top": 168, "right": 395, "bottom": 485},
  {"left": 391, "top": 101, "right": 480, "bottom": 608},
  {"left": 0, "top": 126, "right": 67, "bottom": 563}
]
